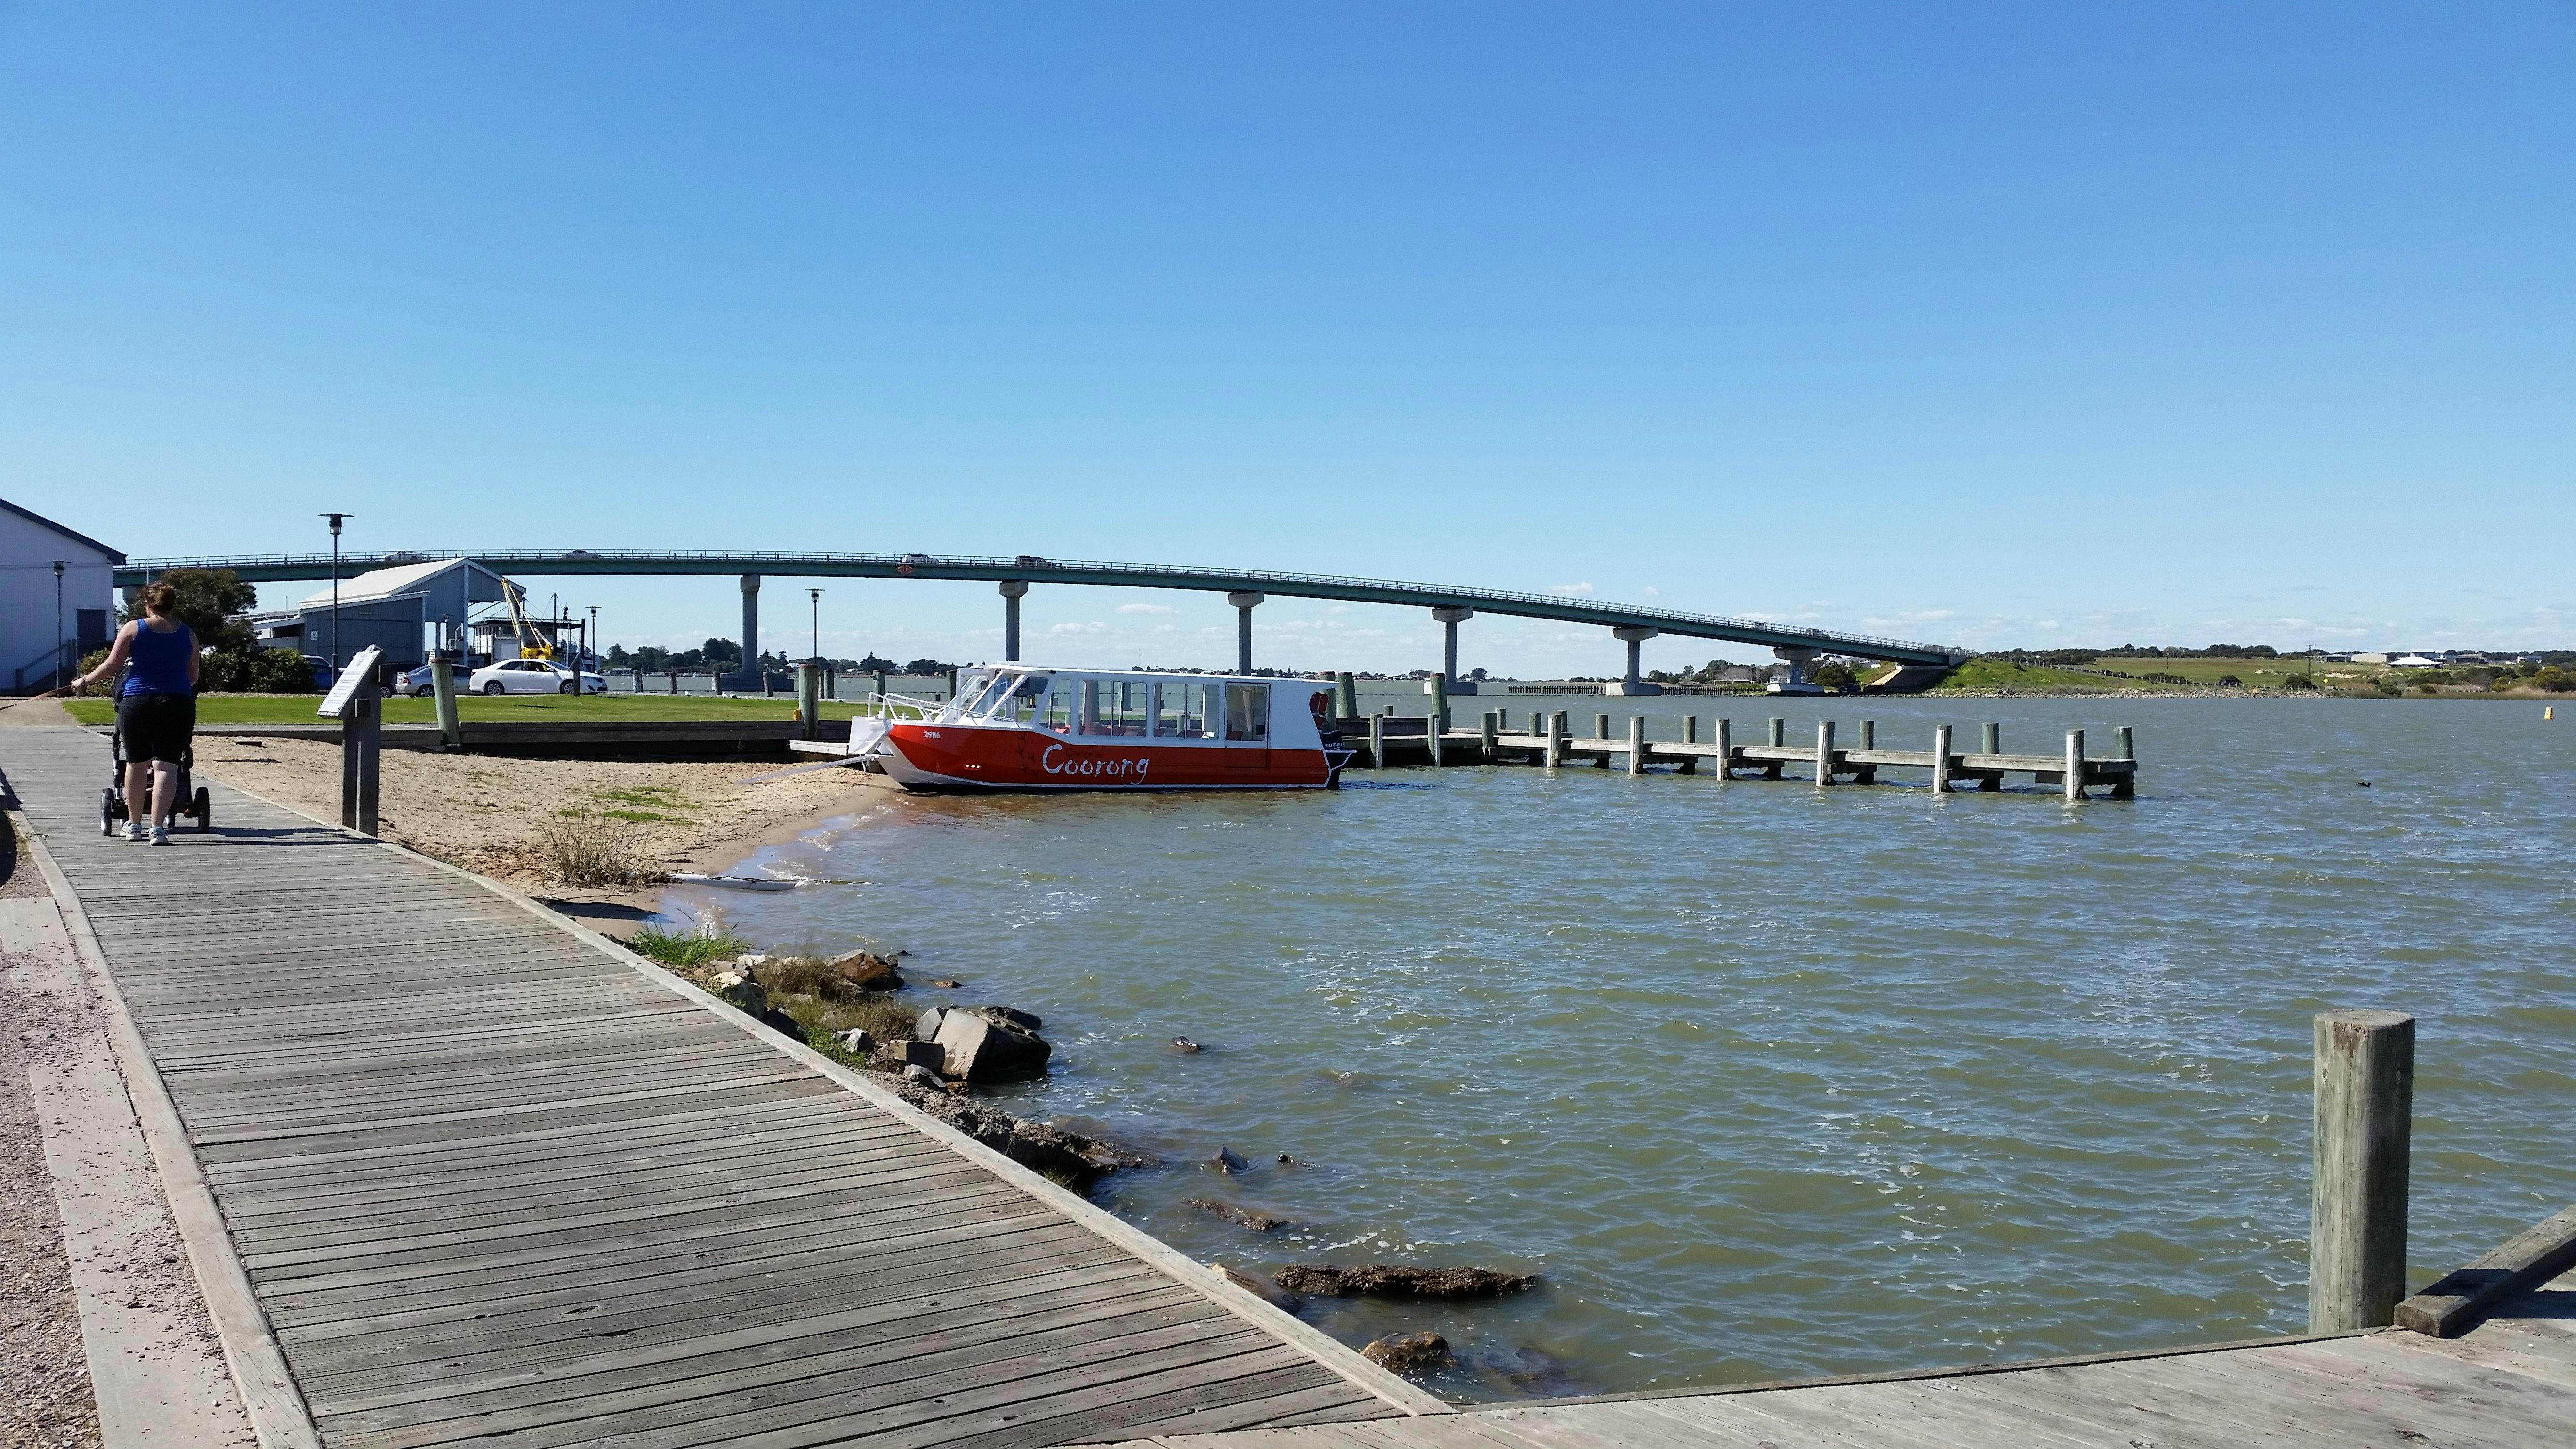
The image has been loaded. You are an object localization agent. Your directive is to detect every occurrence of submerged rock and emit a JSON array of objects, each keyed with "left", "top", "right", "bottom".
[
  {"left": 1272, "top": 1264, "right": 1538, "bottom": 1298},
  {"left": 1362, "top": 1332, "right": 1452, "bottom": 1372},
  {"left": 1171, "top": 1037, "right": 1202, "bottom": 1053},
  {"left": 886, "top": 1077, "right": 1140, "bottom": 1184},
  {"left": 1209, "top": 1146, "right": 1251, "bottom": 1174},
  {"left": 1214, "top": 1261, "right": 1299, "bottom": 1309},
  {"left": 1184, "top": 1197, "right": 1288, "bottom": 1231}
]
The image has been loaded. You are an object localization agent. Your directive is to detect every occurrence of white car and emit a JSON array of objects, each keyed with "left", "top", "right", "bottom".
[{"left": 468, "top": 659, "right": 607, "bottom": 695}]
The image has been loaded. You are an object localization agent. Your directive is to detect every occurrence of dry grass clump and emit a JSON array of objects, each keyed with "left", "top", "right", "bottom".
[{"left": 536, "top": 816, "right": 658, "bottom": 887}]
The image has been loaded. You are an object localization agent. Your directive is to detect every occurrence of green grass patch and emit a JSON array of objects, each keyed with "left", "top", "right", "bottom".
[
  {"left": 1933, "top": 658, "right": 2157, "bottom": 693},
  {"left": 62, "top": 693, "right": 878, "bottom": 727},
  {"left": 628, "top": 925, "right": 754, "bottom": 970}
]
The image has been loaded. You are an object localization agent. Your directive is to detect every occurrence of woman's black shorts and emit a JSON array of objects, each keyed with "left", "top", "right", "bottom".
[{"left": 117, "top": 692, "right": 196, "bottom": 765}]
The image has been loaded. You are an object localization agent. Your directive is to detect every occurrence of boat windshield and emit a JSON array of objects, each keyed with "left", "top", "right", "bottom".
[
  {"left": 939, "top": 669, "right": 999, "bottom": 722},
  {"left": 970, "top": 672, "right": 1049, "bottom": 721}
]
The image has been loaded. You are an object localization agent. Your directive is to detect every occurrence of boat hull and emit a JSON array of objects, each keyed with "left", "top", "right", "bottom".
[{"left": 875, "top": 722, "right": 1337, "bottom": 792}]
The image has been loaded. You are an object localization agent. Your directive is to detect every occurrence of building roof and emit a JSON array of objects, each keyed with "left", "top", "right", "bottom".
[
  {"left": 295, "top": 558, "right": 515, "bottom": 609},
  {"left": 0, "top": 496, "right": 126, "bottom": 563}
]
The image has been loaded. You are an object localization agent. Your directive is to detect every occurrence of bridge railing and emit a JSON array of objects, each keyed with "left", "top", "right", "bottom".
[{"left": 118, "top": 548, "right": 1959, "bottom": 660}]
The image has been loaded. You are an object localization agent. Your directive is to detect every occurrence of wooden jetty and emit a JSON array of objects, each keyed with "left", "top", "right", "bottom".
[
  {"left": 1345, "top": 714, "right": 2138, "bottom": 798},
  {"left": 0, "top": 726, "right": 1435, "bottom": 1449}
]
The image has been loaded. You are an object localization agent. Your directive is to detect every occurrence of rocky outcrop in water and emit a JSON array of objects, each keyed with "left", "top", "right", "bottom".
[
  {"left": 929, "top": 1006, "right": 1051, "bottom": 1082},
  {"left": 1273, "top": 1264, "right": 1537, "bottom": 1298},
  {"left": 886, "top": 1077, "right": 1140, "bottom": 1184},
  {"left": 1362, "top": 1332, "right": 1452, "bottom": 1372},
  {"left": 1185, "top": 1197, "right": 1287, "bottom": 1231}
]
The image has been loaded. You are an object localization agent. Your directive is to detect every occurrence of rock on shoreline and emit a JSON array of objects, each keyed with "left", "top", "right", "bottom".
[
  {"left": 886, "top": 1077, "right": 1143, "bottom": 1185},
  {"left": 1273, "top": 1264, "right": 1537, "bottom": 1297}
]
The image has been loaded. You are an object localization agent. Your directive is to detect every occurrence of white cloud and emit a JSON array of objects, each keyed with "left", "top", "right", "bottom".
[
  {"left": 1642, "top": 586, "right": 1660, "bottom": 598},
  {"left": 1551, "top": 582, "right": 1595, "bottom": 596},
  {"left": 1049, "top": 621, "right": 1110, "bottom": 635},
  {"left": 1117, "top": 603, "right": 1177, "bottom": 615}
]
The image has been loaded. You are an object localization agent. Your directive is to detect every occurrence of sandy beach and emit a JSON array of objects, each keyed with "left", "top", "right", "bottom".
[{"left": 186, "top": 736, "right": 879, "bottom": 905}]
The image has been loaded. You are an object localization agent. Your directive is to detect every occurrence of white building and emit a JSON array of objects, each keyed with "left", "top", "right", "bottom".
[{"left": 1, "top": 497, "right": 124, "bottom": 693}]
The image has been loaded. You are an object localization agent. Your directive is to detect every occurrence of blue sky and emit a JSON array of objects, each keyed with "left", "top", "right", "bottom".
[{"left": 5, "top": 3, "right": 2568, "bottom": 673}]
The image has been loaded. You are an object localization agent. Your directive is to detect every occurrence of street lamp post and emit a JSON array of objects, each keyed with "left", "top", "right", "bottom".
[
  {"left": 52, "top": 561, "right": 65, "bottom": 692},
  {"left": 589, "top": 605, "right": 600, "bottom": 673},
  {"left": 808, "top": 588, "right": 822, "bottom": 664},
  {"left": 320, "top": 513, "right": 351, "bottom": 671}
]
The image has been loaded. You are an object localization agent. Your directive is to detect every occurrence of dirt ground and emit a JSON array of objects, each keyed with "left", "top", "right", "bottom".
[
  {"left": 190, "top": 738, "right": 884, "bottom": 904},
  {"left": 0, "top": 828, "right": 103, "bottom": 1449}
]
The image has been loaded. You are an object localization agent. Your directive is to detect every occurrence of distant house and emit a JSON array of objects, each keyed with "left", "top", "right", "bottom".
[
  {"left": 2351, "top": 652, "right": 2393, "bottom": 665},
  {"left": 1, "top": 496, "right": 124, "bottom": 693},
  {"left": 2389, "top": 655, "right": 2442, "bottom": 668},
  {"left": 246, "top": 557, "right": 517, "bottom": 672}
]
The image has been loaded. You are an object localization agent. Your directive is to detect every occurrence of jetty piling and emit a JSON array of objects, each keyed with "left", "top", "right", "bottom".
[
  {"left": 1932, "top": 723, "right": 1953, "bottom": 792},
  {"left": 1424, "top": 700, "right": 1443, "bottom": 766},
  {"left": 1481, "top": 711, "right": 1498, "bottom": 761},
  {"left": 429, "top": 645, "right": 462, "bottom": 750},
  {"left": 2064, "top": 728, "right": 2086, "bottom": 801},
  {"left": 2312, "top": 1009, "right": 2415, "bottom": 1332},
  {"left": 1367, "top": 712, "right": 1385, "bottom": 769},
  {"left": 1627, "top": 715, "right": 1646, "bottom": 775},
  {"left": 1815, "top": 720, "right": 1835, "bottom": 786},
  {"left": 1713, "top": 717, "right": 1733, "bottom": 780}
]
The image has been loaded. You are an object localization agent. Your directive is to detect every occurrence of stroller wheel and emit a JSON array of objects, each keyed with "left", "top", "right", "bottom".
[
  {"left": 193, "top": 787, "right": 212, "bottom": 831},
  {"left": 101, "top": 791, "right": 119, "bottom": 836}
]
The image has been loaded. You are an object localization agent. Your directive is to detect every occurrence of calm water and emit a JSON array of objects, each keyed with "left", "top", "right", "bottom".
[{"left": 662, "top": 696, "right": 2576, "bottom": 1401}]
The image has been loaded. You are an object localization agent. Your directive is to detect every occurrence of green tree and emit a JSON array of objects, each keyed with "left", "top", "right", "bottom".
[{"left": 1812, "top": 662, "right": 1858, "bottom": 693}]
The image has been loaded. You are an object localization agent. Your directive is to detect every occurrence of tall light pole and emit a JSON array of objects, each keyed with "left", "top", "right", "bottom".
[
  {"left": 589, "top": 605, "right": 599, "bottom": 672},
  {"left": 52, "top": 560, "right": 65, "bottom": 692},
  {"left": 808, "top": 588, "right": 822, "bottom": 664},
  {"left": 320, "top": 513, "right": 351, "bottom": 670}
]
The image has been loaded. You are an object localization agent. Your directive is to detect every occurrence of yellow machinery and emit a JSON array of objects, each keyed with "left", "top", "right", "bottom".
[{"left": 498, "top": 579, "right": 555, "bottom": 661}]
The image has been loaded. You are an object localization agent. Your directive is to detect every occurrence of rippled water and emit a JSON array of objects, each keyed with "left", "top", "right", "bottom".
[{"left": 663, "top": 696, "right": 2576, "bottom": 1401}]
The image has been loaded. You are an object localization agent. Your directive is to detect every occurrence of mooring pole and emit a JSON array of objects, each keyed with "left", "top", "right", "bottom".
[
  {"left": 1768, "top": 717, "right": 1786, "bottom": 747},
  {"left": 2116, "top": 725, "right": 2134, "bottom": 760},
  {"left": 2311, "top": 1009, "right": 2415, "bottom": 1332},
  {"left": 1424, "top": 691, "right": 1444, "bottom": 767},
  {"left": 795, "top": 662, "right": 821, "bottom": 739},
  {"left": 1932, "top": 723, "right": 1953, "bottom": 793},
  {"left": 1713, "top": 717, "right": 1733, "bottom": 780},
  {"left": 1481, "top": 711, "right": 1498, "bottom": 761},
  {"left": 2064, "top": 728, "right": 2086, "bottom": 802},
  {"left": 429, "top": 647, "right": 461, "bottom": 751},
  {"left": 1815, "top": 719, "right": 1835, "bottom": 787},
  {"left": 1367, "top": 712, "right": 1385, "bottom": 769},
  {"left": 1336, "top": 672, "right": 1359, "bottom": 720},
  {"left": 1982, "top": 721, "right": 2000, "bottom": 755},
  {"left": 1429, "top": 671, "right": 1449, "bottom": 733},
  {"left": 1546, "top": 710, "right": 1565, "bottom": 771},
  {"left": 1627, "top": 715, "right": 1646, "bottom": 775}
]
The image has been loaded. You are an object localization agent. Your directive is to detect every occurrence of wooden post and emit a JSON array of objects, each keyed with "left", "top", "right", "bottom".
[
  {"left": 1481, "top": 711, "right": 1497, "bottom": 761},
  {"left": 1429, "top": 672, "right": 1450, "bottom": 733},
  {"left": 795, "top": 662, "right": 821, "bottom": 739},
  {"left": 429, "top": 648, "right": 461, "bottom": 751},
  {"left": 1546, "top": 710, "right": 1565, "bottom": 771},
  {"left": 1627, "top": 715, "right": 1645, "bottom": 775},
  {"left": 2311, "top": 1010, "right": 2414, "bottom": 1333},
  {"left": 1336, "top": 672, "right": 1359, "bottom": 719},
  {"left": 1595, "top": 712, "right": 1610, "bottom": 740},
  {"left": 1858, "top": 719, "right": 1875, "bottom": 749},
  {"left": 1424, "top": 697, "right": 1443, "bottom": 767},
  {"left": 1932, "top": 724, "right": 1952, "bottom": 793},
  {"left": 2063, "top": 728, "right": 2085, "bottom": 801},
  {"left": 1713, "top": 718, "right": 1733, "bottom": 780},
  {"left": 2116, "top": 725, "right": 2134, "bottom": 760},
  {"left": 1815, "top": 719, "right": 1835, "bottom": 786},
  {"left": 1982, "top": 721, "right": 2000, "bottom": 755},
  {"left": 1367, "top": 712, "right": 1385, "bottom": 769},
  {"left": 1528, "top": 710, "right": 1544, "bottom": 740},
  {"left": 1684, "top": 716, "right": 1698, "bottom": 744}
]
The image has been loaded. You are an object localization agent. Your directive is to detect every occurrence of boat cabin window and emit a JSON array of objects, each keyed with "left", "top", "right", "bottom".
[
  {"left": 1224, "top": 684, "right": 1268, "bottom": 741},
  {"left": 1037, "top": 676, "right": 1079, "bottom": 733},
  {"left": 996, "top": 673, "right": 1052, "bottom": 724},
  {"left": 1084, "top": 679, "right": 1150, "bottom": 737},
  {"left": 1153, "top": 681, "right": 1217, "bottom": 739},
  {"left": 957, "top": 671, "right": 1018, "bottom": 721},
  {"left": 940, "top": 669, "right": 998, "bottom": 722}
]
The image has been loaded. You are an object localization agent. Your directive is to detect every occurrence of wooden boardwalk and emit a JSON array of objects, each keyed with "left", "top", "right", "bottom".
[
  {"left": 1101, "top": 1278, "right": 2576, "bottom": 1448},
  {"left": 0, "top": 725, "right": 1428, "bottom": 1449}
]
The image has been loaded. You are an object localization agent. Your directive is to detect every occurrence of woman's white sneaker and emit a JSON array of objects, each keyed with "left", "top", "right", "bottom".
[
  {"left": 148, "top": 826, "right": 170, "bottom": 846},
  {"left": 122, "top": 821, "right": 145, "bottom": 841}
]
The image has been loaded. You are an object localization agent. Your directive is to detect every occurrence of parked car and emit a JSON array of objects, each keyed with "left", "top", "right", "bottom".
[
  {"left": 301, "top": 655, "right": 337, "bottom": 691},
  {"left": 467, "top": 659, "right": 607, "bottom": 695},
  {"left": 401, "top": 662, "right": 471, "bottom": 697}
]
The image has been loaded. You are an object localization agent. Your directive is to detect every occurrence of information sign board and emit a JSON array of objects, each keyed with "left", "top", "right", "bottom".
[{"left": 317, "top": 645, "right": 384, "bottom": 718}]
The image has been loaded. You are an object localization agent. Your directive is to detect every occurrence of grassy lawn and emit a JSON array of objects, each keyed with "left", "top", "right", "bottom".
[
  {"left": 1932, "top": 658, "right": 2166, "bottom": 693},
  {"left": 63, "top": 693, "right": 881, "bottom": 726},
  {"left": 2079, "top": 656, "right": 2335, "bottom": 688}
]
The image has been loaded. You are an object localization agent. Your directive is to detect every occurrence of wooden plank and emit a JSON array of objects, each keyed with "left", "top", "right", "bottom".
[{"left": 2398, "top": 1204, "right": 2576, "bottom": 1337}]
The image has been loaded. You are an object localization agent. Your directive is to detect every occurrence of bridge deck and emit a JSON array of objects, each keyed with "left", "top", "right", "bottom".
[{"left": 0, "top": 725, "right": 1423, "bottom": 1449}]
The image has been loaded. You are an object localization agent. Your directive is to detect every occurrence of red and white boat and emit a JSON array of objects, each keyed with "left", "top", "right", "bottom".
[{"left": 836, "top": 666, "right": 1353, "bottom": 792}]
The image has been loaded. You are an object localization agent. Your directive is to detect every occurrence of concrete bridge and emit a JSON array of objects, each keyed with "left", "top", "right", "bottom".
[{"left": 114, "top": 549, "right": 1966, "bottom": 691}]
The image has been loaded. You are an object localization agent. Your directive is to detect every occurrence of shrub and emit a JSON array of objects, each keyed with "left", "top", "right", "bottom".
[
  {"left": 2217, "top": 674, "right": 2242, "bottom": 688},
  {"left": 627, "top": 924, "right": 752, "bottom": 969},
  {"left": 2281, "top": 673, "right": 2318, "bottom": 692},
  {"left": 536, "top": 817, "right": 656, "bottom": 887}
]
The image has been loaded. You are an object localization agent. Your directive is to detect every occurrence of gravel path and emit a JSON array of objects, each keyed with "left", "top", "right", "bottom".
[{"left": 0, "top": 825, "right": 102, "bottom": 1449}]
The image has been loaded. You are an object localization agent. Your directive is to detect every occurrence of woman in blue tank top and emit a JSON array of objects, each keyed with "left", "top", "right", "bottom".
[{"left": 71, "top": 583, "right": 200, "bottom": 844}]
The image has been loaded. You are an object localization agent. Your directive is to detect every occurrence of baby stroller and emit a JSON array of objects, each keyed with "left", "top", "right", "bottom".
[{"left": 99, "top": 666, "right": 212, "bottom": 836}]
